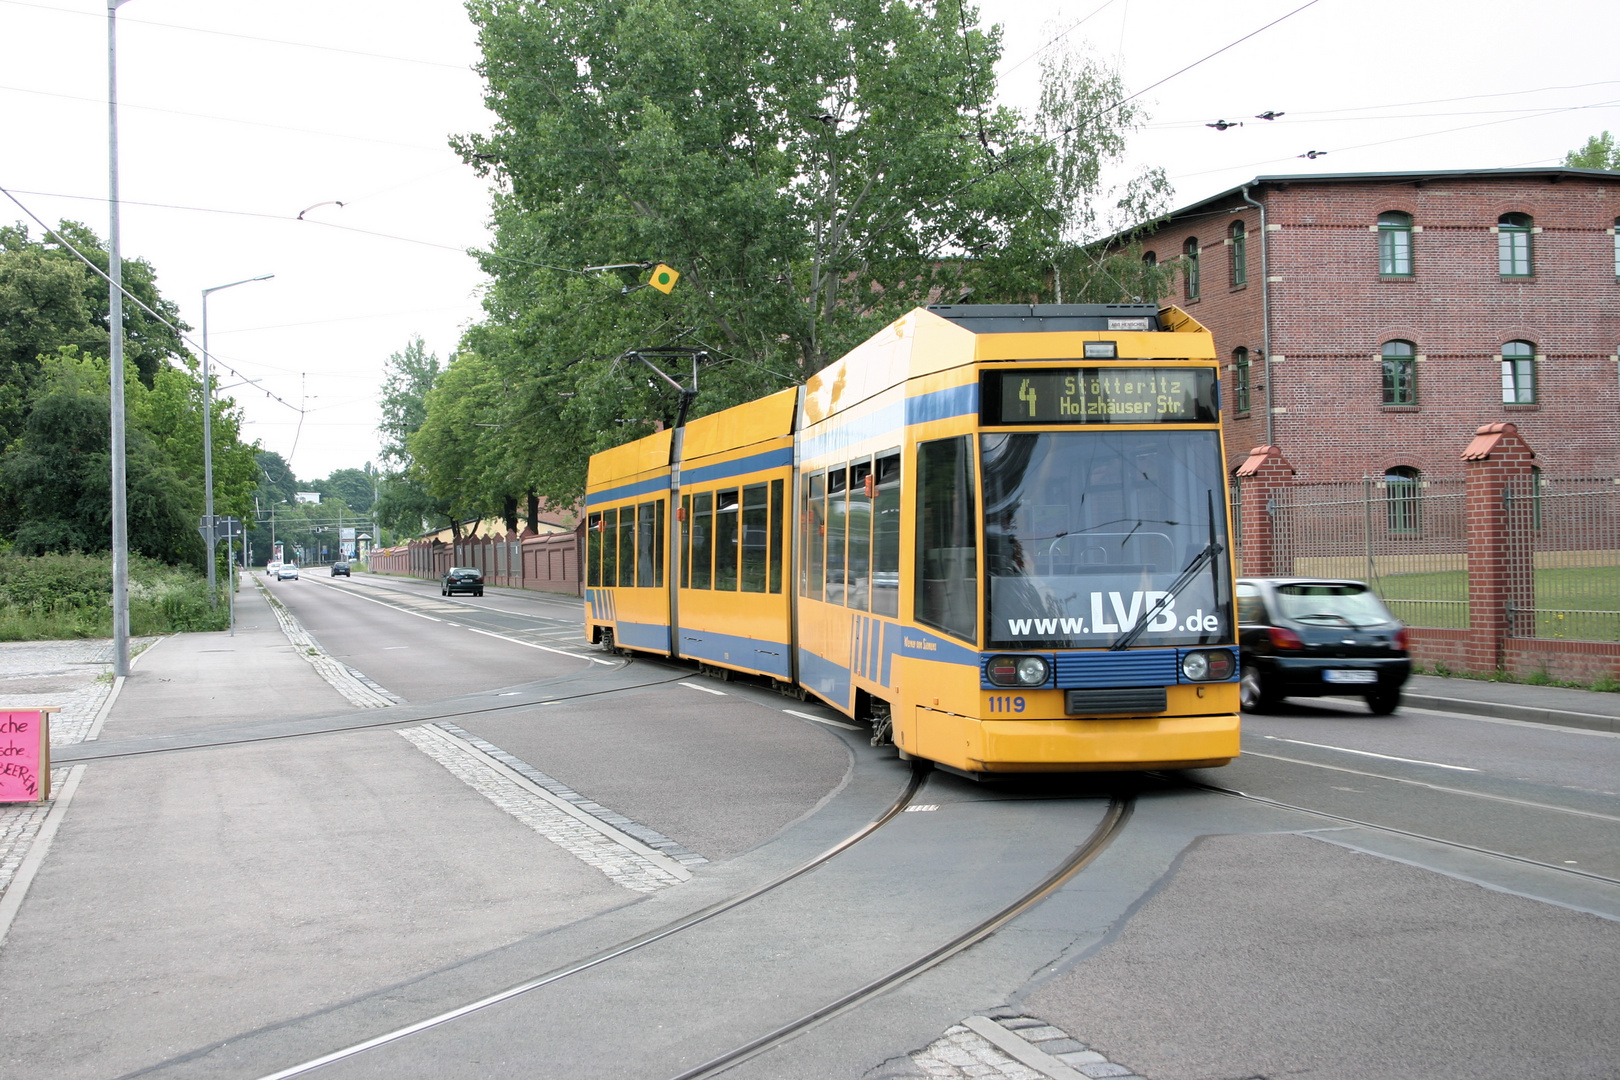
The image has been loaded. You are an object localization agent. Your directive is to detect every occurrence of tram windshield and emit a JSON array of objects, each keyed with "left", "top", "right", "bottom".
[{"left": 982, "top": 430, "right": 1232, "bottom": 649}]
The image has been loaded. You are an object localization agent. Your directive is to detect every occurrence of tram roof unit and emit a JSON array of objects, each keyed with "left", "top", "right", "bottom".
[{"left": 925, "top": 303, "right": 1164, "bottom": 334}]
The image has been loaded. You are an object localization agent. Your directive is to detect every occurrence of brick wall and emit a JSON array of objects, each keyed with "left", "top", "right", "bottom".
[{"left": 1125, "top": 171, "right": 1620, "bottom": 481}]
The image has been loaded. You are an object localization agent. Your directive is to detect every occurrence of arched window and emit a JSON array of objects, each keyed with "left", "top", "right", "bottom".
[
  {"left": 1378, "top": 211, "right": 1413, "bottom": 276},
  {"left": 1233, "top": 347, "right": 1251, "bottom": 413},
  {"left": 1229, "top": 220, "right": 1247, "bottom": 287},
  {"left": 1142, "top": 250, "right": 1157, "bottom": 267},
  {"left": 1501, "top": 340, "right": 1536, "bottom": 404},
  {"left": 1498, "top": 213, "right": 1533, "bottom": 277},
  {"left": 1381, "top": 340, "right": 1417, "bottom": 405},
  {"left": 1183, "top": 237, "right": 1201, "bottom": 300},
  {"left": 1386, "top": 466, "right": 1421, "bottom": 535}
]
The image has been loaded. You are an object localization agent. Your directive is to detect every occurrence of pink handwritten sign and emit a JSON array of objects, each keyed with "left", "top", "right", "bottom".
[{"left": 0, "top": 710, "right": 51, "bottom": 803}]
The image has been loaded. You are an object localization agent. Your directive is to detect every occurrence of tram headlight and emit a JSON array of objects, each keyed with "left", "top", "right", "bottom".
[
  {"left": 1015, "top": 656, "right": 1050, "bottom": 686},
  {"left": 1181, "top": 650, "right": 1235, "bottom": 682},
  {"left": 987, "top": 655, "right": 1050, "bottom": 687}
]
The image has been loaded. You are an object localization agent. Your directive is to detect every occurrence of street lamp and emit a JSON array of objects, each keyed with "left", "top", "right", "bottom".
[
  {"left": 201, "top": 274, "right": 273, "bottom": 602},
  {"left": 107, "top": 0, "right": 135, "bottom": 677}
]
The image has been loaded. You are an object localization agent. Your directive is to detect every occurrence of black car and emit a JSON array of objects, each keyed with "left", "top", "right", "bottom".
[
  {"left": 330, "top": 561, "right": 351, "bottom": 577},
  {"left": 442, "top": 567, "right": 484, "bottom": 597},
  {"left": 1236, "top": 578, "right": 1410, "bottom": 715}
]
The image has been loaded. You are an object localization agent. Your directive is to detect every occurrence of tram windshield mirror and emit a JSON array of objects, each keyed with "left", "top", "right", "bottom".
[{"left": 981, "top": 430, "right": 1232, "bottom": 649}]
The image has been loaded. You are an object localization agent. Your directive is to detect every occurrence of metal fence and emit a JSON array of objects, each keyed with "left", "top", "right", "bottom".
[
  {"left": 1269, "top": 478, "right": 1470, "bottom": 629},
  {"left": 1506, "top": 476, "right": 1620, "bottom": 641}
]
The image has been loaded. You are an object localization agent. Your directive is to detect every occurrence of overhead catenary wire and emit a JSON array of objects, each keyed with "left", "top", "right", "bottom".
[{"left": 0, "top": 182, "right": 306, "bottom": 416}]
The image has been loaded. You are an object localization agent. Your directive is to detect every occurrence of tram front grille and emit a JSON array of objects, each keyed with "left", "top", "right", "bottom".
[{"left": 1064, "top": 687, "right": 1168, "bottom": 715}]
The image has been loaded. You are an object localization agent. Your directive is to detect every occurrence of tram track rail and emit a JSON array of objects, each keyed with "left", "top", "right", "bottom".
[
  {"left": 54, "top": 664, "right": 689, "bottom": 765},
  {"left": 251, "top": 765, "right": 932, "bottom": 1080},
  {"left": 666, "top": 795, "right": 1135, "bottom": 1080}
]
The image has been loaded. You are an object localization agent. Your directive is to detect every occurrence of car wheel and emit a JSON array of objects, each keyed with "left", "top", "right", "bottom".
[
  {"left": 476, "top": 589, "right": 484, "bottom": 597},
  {"left": 1239, "top": 666, "right": 1276, "bottom": 712},
  {"left": 1365, "top": 688, "right": 1401, "bottom": 715}
]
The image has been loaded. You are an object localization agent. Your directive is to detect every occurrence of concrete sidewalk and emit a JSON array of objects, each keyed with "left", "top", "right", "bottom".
[
  {"left": 1404, "top": 673, "right": 1620, "bottom": 733},
  {"left": 0, "top": 579, "right": 633, "bottom": 1080}
]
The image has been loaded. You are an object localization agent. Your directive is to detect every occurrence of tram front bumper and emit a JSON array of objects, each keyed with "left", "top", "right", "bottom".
[{"left": 914, "top": 683, "right": 1241, "bottom": 773}]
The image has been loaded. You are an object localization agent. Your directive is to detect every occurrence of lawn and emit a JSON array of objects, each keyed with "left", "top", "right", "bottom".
[{"left": 1374, "top": 566, "right": 1620, "bottom": 640}]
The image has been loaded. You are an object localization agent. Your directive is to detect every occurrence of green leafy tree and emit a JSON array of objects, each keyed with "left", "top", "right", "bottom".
[
  {"left": 318, "top": 467, "right": 378, "bottom": 515},
  {"left": 0, "top": 222, "right": 188, "bottom": 392},
  {"left": 374, "top": 336, "right": 454, "bottom": 537},
  {"left": 1565, "top": 131, "right": 1620, "bottom": 171},
  {"left": 452, "top": 0, "right": 1165, "bottom": 506},
  {"left": 0, "top": 349, "right": 197, "bottom": 562}
]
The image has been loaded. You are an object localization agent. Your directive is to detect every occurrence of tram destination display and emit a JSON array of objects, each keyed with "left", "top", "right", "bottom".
[{"left": 982, "top": 367, "right": 1217, "bottom": 425}]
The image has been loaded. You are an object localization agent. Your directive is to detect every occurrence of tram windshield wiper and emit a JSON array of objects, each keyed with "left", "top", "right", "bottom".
[{"left": 1109, "top": 490, "right": 1223, "bottom": 652}]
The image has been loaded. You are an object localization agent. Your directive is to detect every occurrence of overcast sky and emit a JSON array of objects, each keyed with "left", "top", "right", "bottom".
[{"left": 2, "top": 0, "right": 1614, "bottom": 481}]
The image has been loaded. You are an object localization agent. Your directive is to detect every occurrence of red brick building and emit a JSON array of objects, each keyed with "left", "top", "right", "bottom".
[{"left": 1116, "top": 168, "right": 1620, "bottom": 481}]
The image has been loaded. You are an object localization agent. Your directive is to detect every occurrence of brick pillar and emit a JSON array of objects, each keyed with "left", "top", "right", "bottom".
[
  {"left": 1462, "top": 423, "right": 1537, "bottom": 672},
  {"left": 1234, "top": 445, "right": 1296, "bottom": 577}
]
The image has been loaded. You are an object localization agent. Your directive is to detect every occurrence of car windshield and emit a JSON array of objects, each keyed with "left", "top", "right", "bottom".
[
  {"left": 1274, "top": 584, "right": 1395, "bottom": 628},
  {"left": 982, "top": 430, "right": 1232, "bottom": 648}
]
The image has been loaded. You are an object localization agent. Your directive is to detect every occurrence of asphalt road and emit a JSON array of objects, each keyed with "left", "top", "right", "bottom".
[{"left": 5, "top": 572, "right": 1615, "bottom": 1080}]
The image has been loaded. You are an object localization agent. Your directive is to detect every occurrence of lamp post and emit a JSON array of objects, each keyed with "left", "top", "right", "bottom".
[
  {"left": 107, "top": 0, "right": 134, "bottom": 677},
  {"left": 201, "top": 274, "right": 273, "bottom": 602}
]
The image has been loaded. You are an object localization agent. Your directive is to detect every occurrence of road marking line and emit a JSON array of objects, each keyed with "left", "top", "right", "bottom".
[
  {"left": 465, "top": 626, "right": 616, "bottom": 665},
  {"left": 1244, "top": 750, "right": 1620, "bottom": 822},
  {"left": 783, "top": 708, "right": 861, "bottom": 730},
  {"left": 679, "top": 681, "right": 727, "bottom": 696},
  {"left": 0, "top": 765, "right": 85, "bottom": 950},
  {"left": 303, "top": 577, "right": 441, "bottom": 622},
  {"left": 1261, "top": 735, "right": 1476, "bottom": 771},
  {"left": 904, "top": 805, "right": 940, "bottom": 812},
  {"left": 342, "top": 576, "right": 576, "bottom": 620}
]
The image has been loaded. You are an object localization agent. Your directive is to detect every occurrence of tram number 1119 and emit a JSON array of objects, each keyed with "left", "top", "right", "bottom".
[{"left": 987, "top": 695, "right": 1027, "bottom": 713}]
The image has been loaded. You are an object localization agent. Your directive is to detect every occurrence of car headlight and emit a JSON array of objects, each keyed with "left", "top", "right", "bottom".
[
  {"left": 986, "top": 655, "right": 1050, "bottom": 687},
  {"left": 1181, "top": 650, "right": 1235, "bottom": 682}
]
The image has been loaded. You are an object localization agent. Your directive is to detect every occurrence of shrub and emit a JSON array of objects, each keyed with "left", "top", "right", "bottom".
[{"left": 0, "top": 551, "right": 227, "bottom": 640}]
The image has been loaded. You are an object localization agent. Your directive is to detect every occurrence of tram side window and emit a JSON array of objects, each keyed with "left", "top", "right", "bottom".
[
  {"left": 741, "top": 483, "right": 769, "bottom": 592},
  {"left": 587, "top": 511, "right": 602, "bottom": 587},
  {"left": 804, "top": 472, "right": 825, "bottom": 600},
  {"left": 680, "top": 495, "right": 691, "bottom": 588},
  {"left": 847, "top": 459, "right": 873, "bottom": 611},
  {"left": 691, "top": 492, "right": 713, "bottom": 589},
  {"left": 600, "top": 508, "right": 618, "bottom": 588},
  {"left": 769, "top": 479, "right": 784, "bottom": 594},
  {"left": 915, "top": 436, "right": 978, "bottom": 642},
  {"left": 654, "top": 499, "right": 666, "bottom": 587},
  {"left": 617, "top": 505, "right": 635, "bottom": 588},
  {"left": 715, "top": 489, "right": 740, "bottom": 590},
  {"left": 872, "top": 451, "right": 901, "bottom": 617},
  {"left": 825, "top": 467, "right": 848, "bottom": 605},
  {"left": 635, "top": 500, "right": 663, "bottom": 587}
]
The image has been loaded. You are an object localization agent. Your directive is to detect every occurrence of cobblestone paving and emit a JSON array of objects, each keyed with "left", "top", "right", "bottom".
[
  {"left": 435, "top": 721, "right": 706, "bottom": 870},
  {"left": 398, "top": 723, "right": 688, "bottom": 893},
  {"left": 254, "top": 575, "right": 403, "bottom": 708},
  {"left": 907, "top": 1014, "right": 1147, "bottom": 1080},
  {"left": 0, "top": 636, "right": 154, "bottom": 908}
]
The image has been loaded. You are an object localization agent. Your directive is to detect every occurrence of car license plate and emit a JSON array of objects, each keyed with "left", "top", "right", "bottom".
[{"left": 1324, "top": 669, "right": 1377, "bottom": 684}]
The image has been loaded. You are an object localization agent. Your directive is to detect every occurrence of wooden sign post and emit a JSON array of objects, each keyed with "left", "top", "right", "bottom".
[{"left": 0, "top": 707, "right": 56, "bottom": 803}]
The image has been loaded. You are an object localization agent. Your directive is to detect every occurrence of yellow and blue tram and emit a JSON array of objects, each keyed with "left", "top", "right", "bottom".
[{"left": 585, "top": 304, "right": 1240, "bottom": 774}]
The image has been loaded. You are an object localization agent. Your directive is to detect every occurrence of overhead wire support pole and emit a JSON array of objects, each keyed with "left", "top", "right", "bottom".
[
  {"left": 201, "top": 274, "right": 274, "bottom": 604},
  {"left": 107, "top": 0, "right": 132, "bottom": 677}
]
